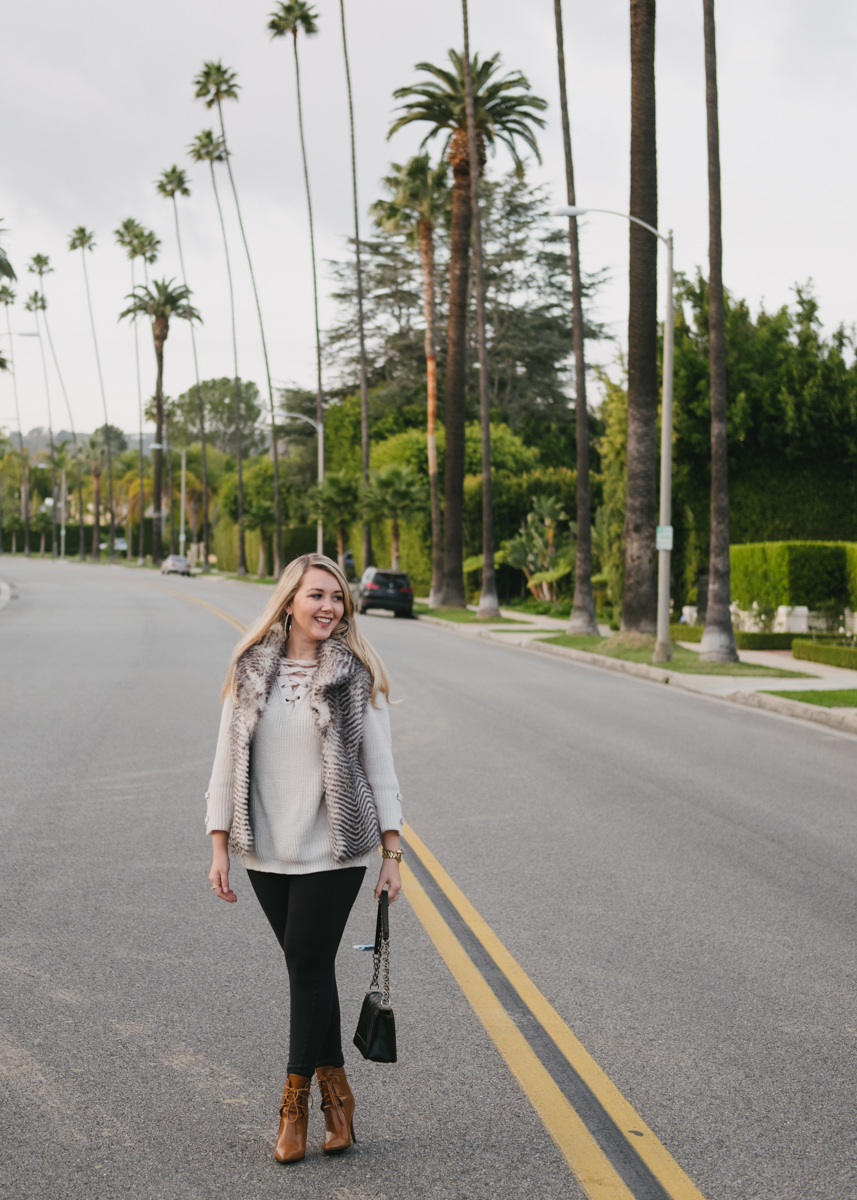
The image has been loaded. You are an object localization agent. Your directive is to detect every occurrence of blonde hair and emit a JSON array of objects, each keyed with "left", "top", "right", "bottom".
[{"left": 221, "top": 553, "right": 391, "bottom": 705}]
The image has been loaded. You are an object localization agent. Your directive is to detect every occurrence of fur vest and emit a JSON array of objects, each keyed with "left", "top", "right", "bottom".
[{"left": 228, "top": 624, "right": 381, "bottom": 862}]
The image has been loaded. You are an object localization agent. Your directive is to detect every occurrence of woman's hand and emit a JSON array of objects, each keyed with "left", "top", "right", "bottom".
[
  {"left": 209, "top": 831, "right": 237, "bottom": 903},
  {"left": 374, "top": 858, "right": 401, "bottom": 903}
]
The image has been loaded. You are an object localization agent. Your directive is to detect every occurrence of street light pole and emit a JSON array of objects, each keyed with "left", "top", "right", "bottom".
[
  {"left": 551, "top": 206, "right": 675, "bottom": 662},
  {"left": 282, "top": 411, "right": 324, "bottom": 556}
]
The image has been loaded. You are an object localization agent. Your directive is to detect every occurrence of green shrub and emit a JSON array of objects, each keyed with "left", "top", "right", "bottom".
[
  {"left": 792, "top": 640, "right": 857, "bottom": 670},
  {"left": 730, "top": 541, "right": 853, "bottom": 611},
  {"left": 671, "top": 624, "right": 702, "bottom": 642},
  {"left": 734, "top": 632, "right": 796, "bottom": 650}
]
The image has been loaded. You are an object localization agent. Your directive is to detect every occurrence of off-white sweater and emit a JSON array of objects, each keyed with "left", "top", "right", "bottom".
[{"left": 205, "top": 658, "right": 403, "bottom": 874}]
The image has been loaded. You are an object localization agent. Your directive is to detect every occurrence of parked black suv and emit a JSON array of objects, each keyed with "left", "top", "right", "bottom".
[{"left": 357, "top": 568, "right": 414, "bottom": 617}]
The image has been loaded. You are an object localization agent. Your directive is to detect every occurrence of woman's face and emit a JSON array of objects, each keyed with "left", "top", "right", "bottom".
[{"left": 286, "top": 567, "right": 346, "bottom": 646}]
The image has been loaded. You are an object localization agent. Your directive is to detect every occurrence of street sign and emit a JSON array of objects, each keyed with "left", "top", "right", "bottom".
[{"left": 656, "top": 525, "right": 673, "bottom": 551}]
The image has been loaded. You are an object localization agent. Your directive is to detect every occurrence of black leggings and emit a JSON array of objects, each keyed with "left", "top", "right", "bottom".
[{"left": 247, "top": 866, "right": 366, "bottom": 1078}]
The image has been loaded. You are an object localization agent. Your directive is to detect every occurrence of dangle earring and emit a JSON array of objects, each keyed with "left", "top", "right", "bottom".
[{"left": 285, "top": 613, "right": 292, "bottom": 641}]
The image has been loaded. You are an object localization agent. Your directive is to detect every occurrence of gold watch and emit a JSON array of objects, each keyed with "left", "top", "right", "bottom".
[{"left": 380, "top": 847, "right": 404, "bottom": 863}]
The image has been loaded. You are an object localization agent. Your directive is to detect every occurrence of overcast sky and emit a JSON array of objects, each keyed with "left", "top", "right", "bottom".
[{"left": 2, "top": 0, "right": 855, "bottom": 438}]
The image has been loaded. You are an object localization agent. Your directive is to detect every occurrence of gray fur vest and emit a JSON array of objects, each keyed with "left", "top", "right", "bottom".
[{"left": 228, "top": 624, "right": 381, "bottom": 862}]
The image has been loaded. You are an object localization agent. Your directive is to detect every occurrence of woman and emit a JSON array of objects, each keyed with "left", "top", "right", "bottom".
[{"left": 206, "top": 553, "right": 403, "bottom": 1164}]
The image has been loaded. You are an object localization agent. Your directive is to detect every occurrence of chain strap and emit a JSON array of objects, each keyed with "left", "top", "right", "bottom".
[{"left": 370, "top": 931, "right": 390, "bottom": 1004}]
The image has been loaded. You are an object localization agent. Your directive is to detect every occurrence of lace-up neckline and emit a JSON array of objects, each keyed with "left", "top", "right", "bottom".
[{"left": 277, "top": 657, "right": 317, "bottom": 705}]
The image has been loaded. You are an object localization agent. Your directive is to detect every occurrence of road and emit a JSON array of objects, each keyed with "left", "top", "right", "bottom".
[{"left": 1, "top": 558, "right": 855, "bottom": 1200}]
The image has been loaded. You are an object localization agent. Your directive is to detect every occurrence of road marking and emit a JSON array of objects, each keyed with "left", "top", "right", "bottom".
[
  {"left": 134, "top": 578, "right": 703, "bottom": 1197},
  {"left": 404, "top": 822, "right": 706, "bottom": 1200},
  {"left": 401, "top": 861, "right": 636, "bottom": 1199}
]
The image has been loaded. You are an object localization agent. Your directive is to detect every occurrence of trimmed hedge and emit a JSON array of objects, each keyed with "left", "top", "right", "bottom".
[
  {"left": 730, "top": 541, "right": 857, "bottom": 611},
  {"left": 671, "top": 624, "right": 702, "bottom": 642},
  {"left": 792, "top": 640, "right": 857, "bottom": 670},
  {"left": 735, "top": 632, "right": 796, "bottom": 650}
]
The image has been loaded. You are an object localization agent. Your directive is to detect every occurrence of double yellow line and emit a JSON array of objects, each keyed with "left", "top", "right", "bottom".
[
  {"left": 144, "top": 576, "right": 705, "bottom": 1199},
  {"left": 402, "top": 824, "right": 706, "bottom": 1200}
]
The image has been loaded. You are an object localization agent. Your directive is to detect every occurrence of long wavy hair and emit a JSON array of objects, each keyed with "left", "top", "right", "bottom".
[{"left": 221, "top": 554, "right": 391, "bottom": 705}]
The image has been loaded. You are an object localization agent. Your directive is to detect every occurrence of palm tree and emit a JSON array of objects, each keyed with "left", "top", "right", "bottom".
[
  {"left": 114, "top": 218, "right": 148, "bottom": 562},
  {"left": 119, "top": 280, "right": 201, "bottom": 564},
  {"left": 372, "top": 156, "right": 449, "bottom": 606},
  {"left": 623, "top": 0, "right": 658, "bottom": 632},
  {"left": 32, "top": 507, "right": 52, "bottom": 558},
  {"left": 268, "top": 6, "right": 325, "bottom": 559},
  {"left": 390, "top": 51, "right": 546, "bottom": 606},
  {"left": 156, "top": 166, "right": 212, "bottom": 574},
  {"left": 193, "top": 60, "right": 283, "bottom": 574},
  {"left": 554, "top": 0, "right": 599, "bottom": 637},
  {"left": 313, "top": 472, "right": 360, "bottom": 570},
  {"left": 338, "top": 0, "right": 372, "bottom": 572},
  {"left": 0, "top": 283, "right": 30, "bottom": 556},
  {"left": 0, "top": 220, "right": 16, "bottom": 281},
  {"left": 365, "top": 464, "right": 427, "bottom": 572},
  {"left": 23, "top": 290, "right": 58, "bottom": 558},
  {"left": 188, "top": 129, "right": 247, "bottom": 575},
  {"left": 27, "top": 253, "right": 86, "bottom": 563},
  {"left": 699, "top": 0, "right": 738, "bottom": 662},
  {"left": 68, "top": 227, "right": 117, "bottom": 563}
]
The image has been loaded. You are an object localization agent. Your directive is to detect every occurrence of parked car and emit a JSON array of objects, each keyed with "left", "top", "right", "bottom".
[
  {"left": 356, "top": 567, "right": 414, "bottom": 617},
  {"left": 98, "top": 538, "right": 128, "bottom": 552},
  {"left": 161, "top": 554, "right": 191, "bottom": 576}
]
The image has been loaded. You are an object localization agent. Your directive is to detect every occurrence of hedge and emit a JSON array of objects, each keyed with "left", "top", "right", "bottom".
[
  {"left": 671, "top": 627, "right": 795, "bottom": 650},
  {"left": 735, "top": 632, "right": 796, "bottom": 650},
  {"left": 671, "top": 624, "right": 702, "bottom": 642},
  {"left": 792, "top": 640, "right": 857, "bottom": 670},
  {"left": 730, "top": 541, "right": 857, "bottom": 611}
]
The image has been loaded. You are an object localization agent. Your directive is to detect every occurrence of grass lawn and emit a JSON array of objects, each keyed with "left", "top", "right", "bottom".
[
  {"left": 414, "top": 604, "right": 527, "bottom": 625},
  {"left": 761, "top": 689, "right": 857, "bottom": 707},
  {"left": 538, "top": 634, "right": 814, "bottom": 678}
]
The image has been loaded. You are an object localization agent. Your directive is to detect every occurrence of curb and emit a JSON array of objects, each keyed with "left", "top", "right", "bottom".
[
  {"left": 723, "top": 688, "right": 857, "bottom": 735},
  {"left": 414, "top": 617, "right": 857, "bottom": 738}
]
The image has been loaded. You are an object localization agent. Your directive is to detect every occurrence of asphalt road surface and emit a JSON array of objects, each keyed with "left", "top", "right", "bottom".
[{"left": 1, "top": 558, "right": 856, "bottom": 1200}]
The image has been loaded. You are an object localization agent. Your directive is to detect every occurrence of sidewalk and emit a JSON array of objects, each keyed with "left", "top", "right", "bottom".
[{"left": 414, "top": 604, "right": 857, "bottom": 735}]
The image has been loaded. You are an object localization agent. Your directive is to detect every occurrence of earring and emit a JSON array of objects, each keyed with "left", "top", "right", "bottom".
[{"left": 285, "top": 613, "right": 292, "bottom": 639}]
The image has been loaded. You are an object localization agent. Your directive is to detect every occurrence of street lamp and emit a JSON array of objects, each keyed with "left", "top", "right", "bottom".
[
  {"left": 551, "top": 205, "right": 675, "bottom": 663},
  {"left": 281, "top": 410, "right": 324, "bottom": 556}
]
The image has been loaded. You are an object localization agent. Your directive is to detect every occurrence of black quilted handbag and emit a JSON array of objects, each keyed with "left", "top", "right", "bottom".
[{"left": 353, "top": 890, "right": 397, "bottom": 1063}]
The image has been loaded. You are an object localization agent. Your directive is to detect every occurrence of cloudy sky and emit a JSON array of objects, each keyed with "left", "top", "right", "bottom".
[{"left": 2, "top": 0, "right": 855, "bottom": 438}]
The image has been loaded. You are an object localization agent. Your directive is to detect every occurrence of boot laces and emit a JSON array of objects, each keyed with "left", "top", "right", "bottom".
[
  {"left": 280, "top": 1083, "right": 312, "bottom": 1124},
  {"left": 317, "top": 1075, "right": 343, "bottom": 1112}
]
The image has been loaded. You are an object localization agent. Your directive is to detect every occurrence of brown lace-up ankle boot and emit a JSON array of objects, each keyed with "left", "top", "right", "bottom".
[
  {"left": 315, "top": 1065, "right": 357, "bottom": 1153},
  {"left": 274, "top": 1073, "right": 312, "bottom": 1163}
]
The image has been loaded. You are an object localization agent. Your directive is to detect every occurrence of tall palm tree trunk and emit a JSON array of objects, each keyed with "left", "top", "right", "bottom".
[
  {"left": 290, "top": 34, "right": 325, "bottom": 558},
  {"left": 555, "top": 0, "right": 599, "bottom": 636},
  {"left": 700, "top": 0, "right": 738, "bottom": 662},
  {"left": 339, "top": 0, "right": 372, "bottom": 571},
  {"left": 440, "top": 127, "right": 472, "bottom": 608},
  {"left": 214, "top": 100, "right": 280, "bottom": 575},
  {"left": 623, "top": 0, "right": 659, "bottom": 632},
  {"left": 40, "top": 292, "right": 85, "bottom": 563},
  {"left": 5, "top": 302, "right": 30, "bottom": 556},
  {"left": 131, "top": 259, "right": 146, "bottom": 563},
  {"left": 171, "top": 197, "right": 210, "bottom": 573},
  {"left": 78, "top": 250, "right": 116, "bottom": 562},
  {"left": 461, "top": 1, "right": 499, "bottom": 618},
  {"left": 150, "top": 322, "right": 169, "bottom": 564},
  {"left": 207, "top": 159, "right": 246, "bottom": 574},
  {"left": 418, "top": 216, "right": 443, "bottom": 607},
  {"left": 33, "top": 309, "right": 58, "bottom": 558}
]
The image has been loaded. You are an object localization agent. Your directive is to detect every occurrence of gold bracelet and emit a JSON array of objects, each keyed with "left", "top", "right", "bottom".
[{"left": 380, "top": 847, "right": 404, "bottom": 862}]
